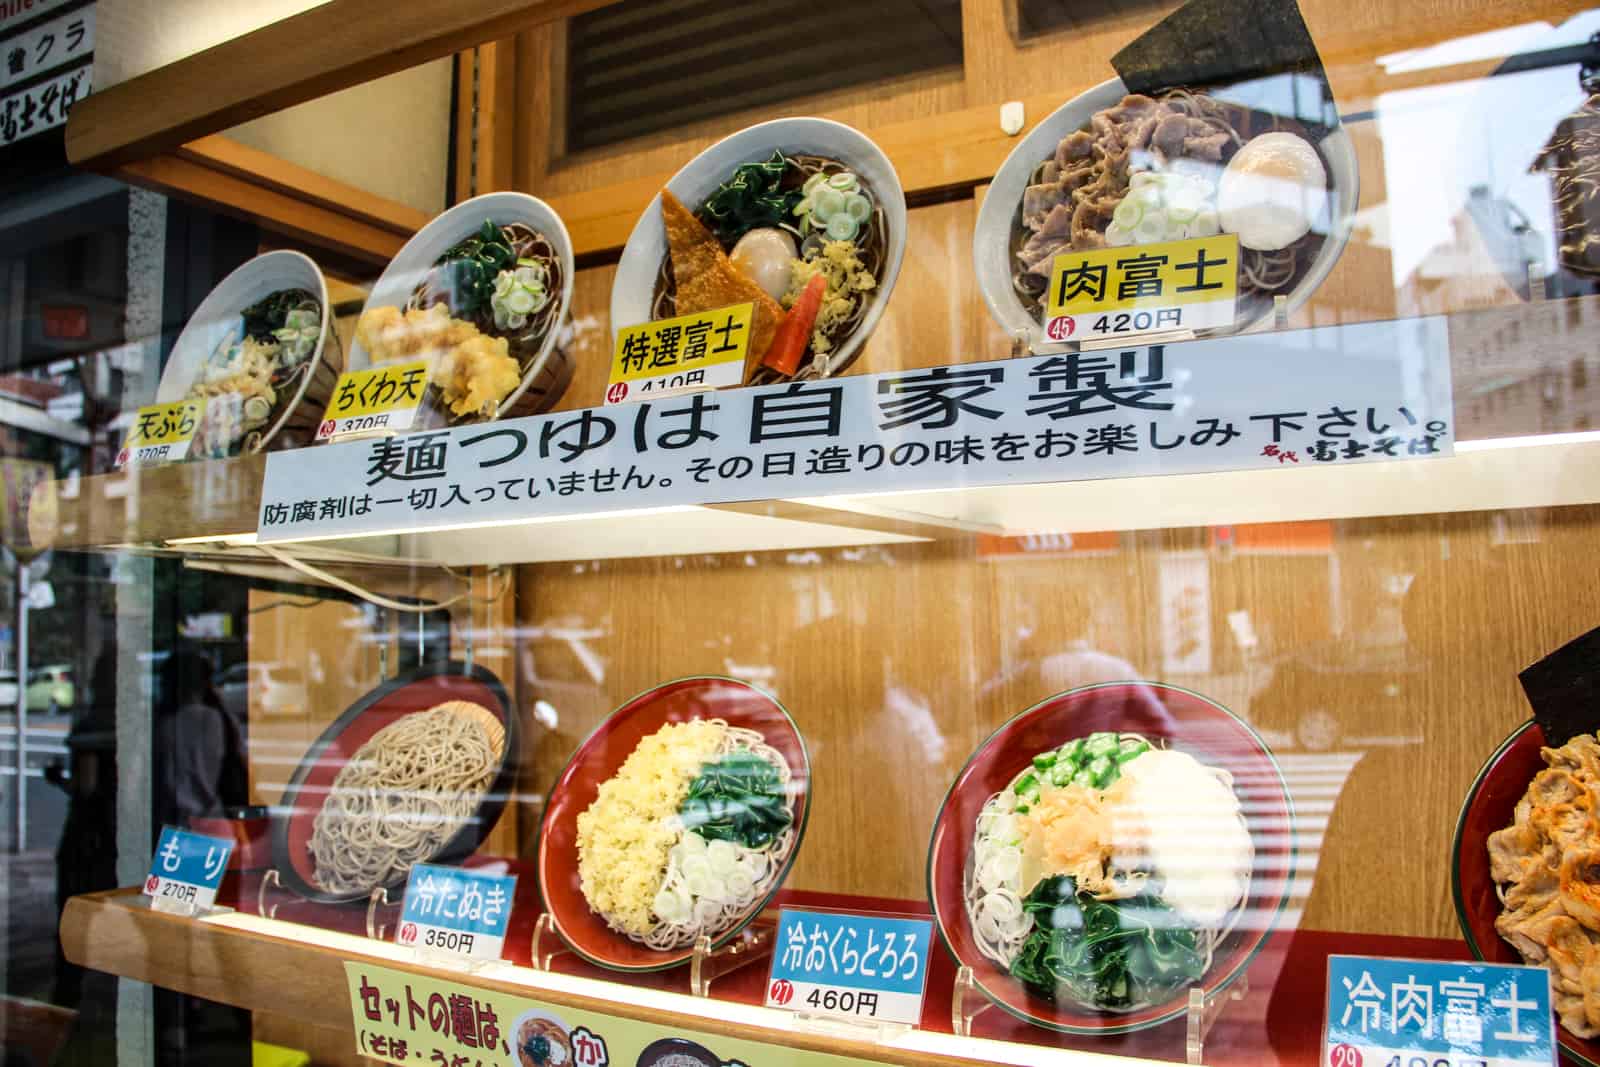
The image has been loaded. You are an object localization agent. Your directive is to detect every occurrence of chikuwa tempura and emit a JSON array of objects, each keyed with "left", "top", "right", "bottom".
[
  {"left": 357, "top": 219, "right": 564, "bottom": 421},
  {"left": 966, "top": 731, "right": 1252, "bottom": 1012},
  {"left": 576, "top": 719, "right": 796, "bottom": 950}
]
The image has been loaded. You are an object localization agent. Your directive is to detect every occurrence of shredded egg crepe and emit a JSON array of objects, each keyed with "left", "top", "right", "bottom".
[{"left": 576, "top": 720, "right": 726, "bottom": 936}]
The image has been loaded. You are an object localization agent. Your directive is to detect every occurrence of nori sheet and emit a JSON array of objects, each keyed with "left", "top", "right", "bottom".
[
  {"left": 1520, "top": 625, "right": 1600, "bottom": 747},
  {"left": 1111, "top": 0, "right": 1338, "bottom": 130}
]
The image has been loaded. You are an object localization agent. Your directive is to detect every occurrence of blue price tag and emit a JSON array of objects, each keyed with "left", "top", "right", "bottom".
[
  {"left": 1326, "top": 955, "right": 1555, "bottom": 1067},
  {"left": 764, "top": 909, "right": 932, "bottom": 1025},
  {"left": 144, "top": 826, "right": 233, "bottom": 912},
  {"left": 396, "top": 864, "right": 516, "bottom": 961}
]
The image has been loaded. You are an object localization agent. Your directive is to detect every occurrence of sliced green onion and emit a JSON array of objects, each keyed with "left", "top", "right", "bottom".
[
  {"left": 1190, "top": 208, "right": 1221, "bottom": 238},
  {"left": 827, "top": 172, "right": 858, "bottom": 191},
  {"left": 1105, "top": 223, "right": 1132, "bottom": 247},
  {"left": 1166, "top": 188, "right": 1202, "bottom": 222},
  {"left": 803, "top": 172, "right": 828, "bottom": 195},
  {"left": 812, "top": 187, "right": 845, "bottom": 221},
  {"left": 1129, "top": 171, "right": 1158, "bottom": 189},
  {"left": 845, "top": 193, "right": 872, "bottom": 222},
  {"left": 1112, "top": 199, "right": 1143, "bottom": 229},
  {"left": 1134, "top": 217, "right": 1166, "bottom": 244},
  {"left": 825, "top": 213, "right": 858, "bottom": 241},
  {"left": 1131, "top": 185, "right": 1164, "bottom": 212}
]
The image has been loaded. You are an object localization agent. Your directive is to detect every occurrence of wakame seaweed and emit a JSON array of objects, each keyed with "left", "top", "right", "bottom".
[
  {"left": 678, "top": 751, "right": 791, "bottom": 849},
  {"left": 437, "top": 219, "right": 518, "bottom": 318},
  {"left": 696, "top": 151, "right": 803, "bottom": 247},
  {"left": 240, "top": 288, "right": 314, "bottom": 343},
  {"left": 1009, "top": 875, "right": 1207, "bottom": 1010}
]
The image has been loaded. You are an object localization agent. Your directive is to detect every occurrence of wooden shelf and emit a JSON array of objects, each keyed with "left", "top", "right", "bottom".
[{"left": 60, "top": 889, "right": 1113, "bottom": 1067}]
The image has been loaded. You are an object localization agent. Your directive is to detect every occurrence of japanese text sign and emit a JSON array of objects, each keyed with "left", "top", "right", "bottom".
[
  {"left": 346, "top": 961, "right": 903, "bottom": 1067},
  {"left": 144, "top": 826, "right": 232, "bottom": 914},
  {"left": 765, "top": 909, "right": 932, "bottom": 1026},
  {"left": 117, "top": 398, "right": 204, "bottom": 468},
  {"left": 1045, "top": 234, "right": 1239, "bottom": 343},
  {"left": 317, "top": 359, "right": 430, "bottom": 441},
  {"left": 1326, "top": 955, "right": 1555, "bottom": 1067},
  {"left": 258, "top": 317, "right": 1453, "bottom": 544},
  {"left": 0, "top": 57, "right": 89, "bottom": 148},
  {"left": 1, "top": 3, "right": 91, "bottom": 93},
  {"left": 608, "top": 303, "right": 752, "bottom": 405},
  {"left": 397, "top": 864, "right": 515, "bottom": 962}
]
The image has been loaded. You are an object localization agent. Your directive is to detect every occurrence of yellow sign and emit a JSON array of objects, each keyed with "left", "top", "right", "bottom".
[
  {"left": 345, "top": 961, "right": 894, "bottom": 1067},
  {"left": 117, "top": 398, "right": 205, "bottom": 468},
  {"left": 1043, "top": 233, "right": 1239, "bottom": 343},
  {"left": 607, "top": 303, "right": 752, "bottom": 405},
  {"left": 318, "top": 359, "right": 431, "bottom": 441}
]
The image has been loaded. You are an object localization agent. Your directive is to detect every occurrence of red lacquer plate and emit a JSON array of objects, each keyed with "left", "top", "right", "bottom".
[
  {"left": 1452, "top": 720, "right": 1598, "bottom": 1067},
  {"left": 270, "top": 662, "right": 516, "bottom": 904},
  {"left": 537, "top": 676, "right": 810, "bottom": 972},
  {"left": 927, "top": 681, "right": 1294, "bottom": 1034}
]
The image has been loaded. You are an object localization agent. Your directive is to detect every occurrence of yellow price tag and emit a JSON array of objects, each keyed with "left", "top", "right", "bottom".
[
  {"left": 607, "top": 303, "right": 752, "bottom": 405},
  {"left": 317, "top": 359, "right": 430, "bottom": 441},
  {"left": 1043, "top": 233, "right": 1239, "bottom": 343},
  {"left": 117, "top": 398, "right": 205, "bottom": 468}
]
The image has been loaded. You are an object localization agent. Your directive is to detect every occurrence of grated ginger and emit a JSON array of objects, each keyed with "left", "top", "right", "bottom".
[
  {"left": 576, "top": 720, "right": 727, "bottom": 937},
  {"left": 782, "top": 240, "right": 876, "bottom": 356}
]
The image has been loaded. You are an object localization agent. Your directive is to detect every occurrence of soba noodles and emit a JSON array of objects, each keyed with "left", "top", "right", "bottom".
[
  {"left": 309, "top": 701, "right": 503, "bottom": 896},
  {"left": 576, "top": 718, "right": 796, "bottom": 951},
  {"left": 650, "top": 152, "right": 886, "bottom": 383},
  {"left": 965, "top": 732, "right": 1251, "bottom": 1012}
]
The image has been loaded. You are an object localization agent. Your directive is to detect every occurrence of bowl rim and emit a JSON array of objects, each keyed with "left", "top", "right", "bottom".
[
  {"left": 972, "top": 77, "right": 1360, "bottom": 346},
  {"left": 924, "top": 679, "right": 1295, "bottom": 1034},
  {"left": 156, "top": 248, "right": 333, "bottom": 454},
  {"left": 268, "top": 659, "right": 516, "bottom": 905},
  {"left": 536, "top": 673, "right": 813, "bottom": 973},
  {"left": 351, "top": 189, "right": 577, "bottom": 420},
  {"left": 608, "top": 115, "right": 908, "bottom": 381}
]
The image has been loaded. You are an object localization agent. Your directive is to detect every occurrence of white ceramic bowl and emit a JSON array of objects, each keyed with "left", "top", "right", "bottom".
[
  {"left": 157, "top": 249, "right": 339, "bottom": 453},
  {"left": 353, "top": 191, "right": 577, "bottom": 419},
  {"left": 974, "top": 78, "right": 1360, "bottom": 346},
  {"left": 611, "top": 117, "right": 907, "bottom": 378}
]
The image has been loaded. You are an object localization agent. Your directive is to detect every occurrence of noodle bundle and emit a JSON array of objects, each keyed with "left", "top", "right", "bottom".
[
  {"left": 309, "top": 701, "right": 504, "bottom": 896},
  {"left": 576, "top": 718, "right": 796, "bottom": 951},
  {"left": 965, "top": 732, "right": 1251, "bottom": 1013}
]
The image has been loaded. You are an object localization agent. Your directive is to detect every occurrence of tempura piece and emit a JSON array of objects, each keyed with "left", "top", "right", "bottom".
[
  {"left": 660, "top": 191, "right": 784, "bottom": 377},
  {"left": 356, "top": 303, "right": 520, "bottom": 417}
]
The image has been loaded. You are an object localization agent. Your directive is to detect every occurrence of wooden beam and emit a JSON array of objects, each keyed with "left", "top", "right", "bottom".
[
  {"left": 66, "top": 0, "right": 621, "bottom": 171},
  {"left": 113, "top": 151, "right": 410, "bottom": 267}
]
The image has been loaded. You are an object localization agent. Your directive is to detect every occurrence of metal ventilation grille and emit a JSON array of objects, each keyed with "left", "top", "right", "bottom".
[{"left": 565, "top": 0, "right": 963, "bottom": 152}]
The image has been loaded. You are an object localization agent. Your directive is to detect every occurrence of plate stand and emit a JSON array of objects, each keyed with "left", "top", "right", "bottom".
[
  {"left": 951, "top": 966, "right": 993, "bottom": 1036},
  {"left": 690, "top": 919, "right": 777, "bottom": 997},
  {"left": 529, "top": 913, "right": 573, "bottom": 971},
  {"left": 1185, "top": 977, "right": 1248, "bottom": 1065},
  {"left": 365, "top": 887, "right": 402, "bottom": 941},
  {"left": 952, "top": 965, "right": 1247, "bottom": 1057},
  {"left": 139, "top": 893, "right": 230, "bottom": 919},
  {"left": 256, "top": 868, "right": 289, "bottom": 919}
]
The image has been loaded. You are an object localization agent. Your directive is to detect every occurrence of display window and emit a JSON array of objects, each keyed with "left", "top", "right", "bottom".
[{"left": 2, "top": 2, "right": 1599, "bottom": 1066}]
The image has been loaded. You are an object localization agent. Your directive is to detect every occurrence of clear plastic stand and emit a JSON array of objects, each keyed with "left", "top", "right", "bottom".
[
  {"left": 1273, "top": 293, "right": 1289, "bottom": 330},
  {"left": 951, "top": 965, "right": 992, "bottom": 1036},
  {"left": 688, "top": 918, "right": 776, "bottom": 997},
  {"left": 1185, "top": 976, "right": 1248, "bottom": 1065},
  {"left": 143, "top": 893, "right": 231, "bottom": 919},
  {"left": 529, "top": 913, "right": 572, "bottom": 972},
  {"left": 952, "top": 964, "right": 1247, "bottom": 1060},
  {"left": 256, "top": 868, "right": 287, "bottom": 919},
  {"left": 365, "top": 887, "right": 398, "bottom": 941}
]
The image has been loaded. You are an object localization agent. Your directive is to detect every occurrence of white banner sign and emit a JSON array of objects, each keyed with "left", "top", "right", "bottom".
[
  {"left": 258, "top": 317, "right": 1455, "bottom": 544},
  {"left": 0, "top": 4, "right": 91, "bottom": 92},
  {"left": 0, "top": 0, "right": 78, "bottom": 34},
  {"left": 0, "top": 59, "right": 87, "bottom": 146}
]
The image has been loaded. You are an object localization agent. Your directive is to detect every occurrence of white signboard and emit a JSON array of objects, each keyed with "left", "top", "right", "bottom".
[
  {"left": 0, "top": 4, "right": 91, "bottom": 92},
  {"left": 0, "top": 0, "right": 79, "bottom": 35},
  {"left": 0, "top": 59, "right": 87, "bottom": 146},
  {"left": 258, "top": 317, "right": 1455, "bottom": 544}
]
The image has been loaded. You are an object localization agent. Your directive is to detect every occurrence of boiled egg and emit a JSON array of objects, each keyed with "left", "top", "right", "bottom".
[
  {"left": 730, "top": 227, "right": 797, "bottom": 301},
  {"left": 1216, "top": 132, "right": 1328, "bottom": 251}
]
